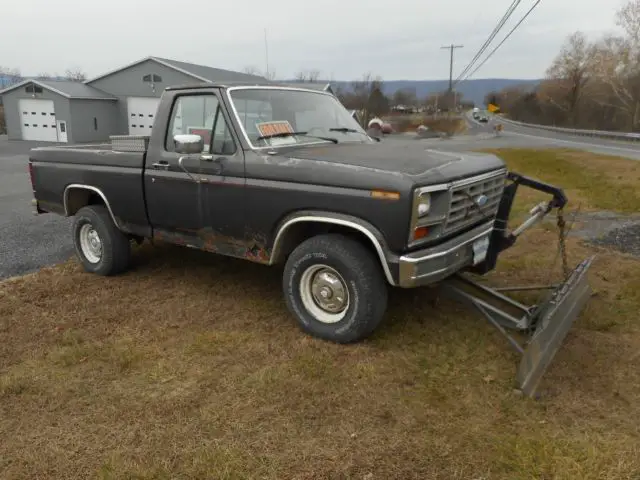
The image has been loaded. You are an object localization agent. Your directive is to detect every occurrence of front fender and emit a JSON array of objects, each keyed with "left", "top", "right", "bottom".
[{"left": 268, "top": 210, "right": 399, "bottom": 285}]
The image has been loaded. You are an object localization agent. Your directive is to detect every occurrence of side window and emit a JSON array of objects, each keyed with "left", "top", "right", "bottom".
[
  {"left": 165, "top": 94, "right": 219, "bottom": 152},
  {"left": 211, "top": 107, "right": 236, "bottom": 155}
]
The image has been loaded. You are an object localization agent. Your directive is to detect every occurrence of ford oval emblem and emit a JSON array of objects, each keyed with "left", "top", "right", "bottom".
[{"left": 475, "top": 194, "right": 488, "bottom": 207}]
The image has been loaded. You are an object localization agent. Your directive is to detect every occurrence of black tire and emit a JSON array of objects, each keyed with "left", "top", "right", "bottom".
[
  {"left": 283, "top": 233, "right": 388, "bottom": 343},
  {"left": 72, "top": 205, "right": 131, "bottom": 276}
]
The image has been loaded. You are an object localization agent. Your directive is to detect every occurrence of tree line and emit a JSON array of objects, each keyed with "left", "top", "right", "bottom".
[
  {"left": 486, "top": 0, "right": 640, "bottom": 132},
  {"left": 0, "top": 67, "right": 87, "bottom": 86}
]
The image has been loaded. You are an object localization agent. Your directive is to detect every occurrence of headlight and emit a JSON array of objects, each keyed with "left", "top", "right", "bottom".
[{"left": 417, "top": 193, "right": 431, "bottom": 216}]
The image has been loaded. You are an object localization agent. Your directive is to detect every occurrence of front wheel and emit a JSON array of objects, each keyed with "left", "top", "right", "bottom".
[{"left": 282, "top": 234, "right": 388, "bottom": 343}]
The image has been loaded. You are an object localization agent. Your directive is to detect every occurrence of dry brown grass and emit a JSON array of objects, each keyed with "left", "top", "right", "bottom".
[{"left": 1, "top": 149, "right": 640, "bottom": 479}]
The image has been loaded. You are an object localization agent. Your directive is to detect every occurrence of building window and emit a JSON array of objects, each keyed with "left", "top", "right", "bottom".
[
  {"left": 94, "top": 117, "right": 98, "bottom": 131},
  {"left": 25, "top": 84, "right": 43, "bottom": 94},
  {"left": 142, "top": 74, "right": 162, "bottom": 83}
]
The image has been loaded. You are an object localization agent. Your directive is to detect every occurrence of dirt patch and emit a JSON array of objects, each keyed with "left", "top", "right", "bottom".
[{"left": 590, "top": 221, "right": 640, "bottom": 257}]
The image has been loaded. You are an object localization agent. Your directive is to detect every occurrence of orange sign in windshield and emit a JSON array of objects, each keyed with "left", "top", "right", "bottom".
[{"left": 256, "top": 121, "right": 294, "bottom": 137}]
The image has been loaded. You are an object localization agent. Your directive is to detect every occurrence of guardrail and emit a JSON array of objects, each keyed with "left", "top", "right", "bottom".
[{"left": 496, "top": 115, "right": 640, "bottom": 142}]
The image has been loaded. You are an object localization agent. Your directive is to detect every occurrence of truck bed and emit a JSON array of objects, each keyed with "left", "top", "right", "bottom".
[{"left": 29, "top": 136, "right": 150, "bottom": 237}]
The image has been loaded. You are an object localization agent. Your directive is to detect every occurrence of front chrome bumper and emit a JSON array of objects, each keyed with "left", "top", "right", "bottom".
[{"left": 397, "top": 221, "right": 494, "bottom": 288}]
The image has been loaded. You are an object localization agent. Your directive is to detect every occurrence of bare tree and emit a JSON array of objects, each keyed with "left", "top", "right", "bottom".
[
  {"left": 294, "top": 69, "right": 321, "bottom": 82},
  {"left": 544, "top": 31, "right": 595, "bottom": 125},
  {"left": 617, "top": 0, "right": 640, "bottom": 44},
  {"left": 0, "top": 66, "right": 22, "bottom": 86},
  {"left": 65, "top": 68, "right": 87, "bottom": 82},
  {"left": 36, "top": 72, "right": 55, "bottom": 80},
  {"left": 242, "top": 66, "right": 276, "bottom": 80},
  {"left": 348, "top": 73, "right": 388, "bottom": 125},
  {"left": 485, "top": 0, "right": 640, "bottom": 132},
  {"left": 589, "top": 1, "right": 640, "bottom": 130},
  {"left": 392, "top": 87, "right": 417, "bottom": 108},
  {"left": 243, "top": 66, "right": 262, "bottom": 75}
]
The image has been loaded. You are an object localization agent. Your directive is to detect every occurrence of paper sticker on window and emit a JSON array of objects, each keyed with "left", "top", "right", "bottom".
[
  {"left": 256, "top": 120, "right": 293, "bottom": 137},
  {"left": 255, "top": 120, "right": 297, "bottom": 145}
]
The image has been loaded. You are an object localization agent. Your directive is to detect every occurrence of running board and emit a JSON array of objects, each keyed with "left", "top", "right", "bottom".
[{"left": 440, "top": 255, "right": 595, "bottom": 398}]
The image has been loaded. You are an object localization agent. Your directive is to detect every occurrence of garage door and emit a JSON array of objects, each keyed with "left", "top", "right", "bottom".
[
  {"left": 18, "top": 99, "right": 59, "bottom": 142},
  {"left": 127, "top": 97, "right": 160, "bottom": 135}
]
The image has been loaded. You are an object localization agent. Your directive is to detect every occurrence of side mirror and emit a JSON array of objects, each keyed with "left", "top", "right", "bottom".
[
  {"left": 370, "top": 135, "right": 381, "bottom": 142},
  {"left": 174, "top": 134, "right": 204, "bottom": 154}
]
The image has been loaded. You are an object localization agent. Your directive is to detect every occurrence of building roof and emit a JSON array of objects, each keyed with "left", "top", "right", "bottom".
[
  {"left": 153, "top": 57, "right": 266, "bottom": 83},
  {"left": 84, "top": 56, "right": 267, "bottom": 85},
  {"left": 0, "top": 79, "right": 116, "bottom": 100}
]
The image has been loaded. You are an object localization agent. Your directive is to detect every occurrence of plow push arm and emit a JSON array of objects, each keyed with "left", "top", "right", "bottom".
[
  {"left": 441, "top": 171, "right": 595, "bottom": 398},
  {"left": 470, "top": 171, "right": 568, "bottom": 276}
]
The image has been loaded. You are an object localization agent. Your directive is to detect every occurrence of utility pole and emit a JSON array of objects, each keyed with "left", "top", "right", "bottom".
[
  {"left": 440, "top": 44, "right": 463, "bottom": 92},
  {"left": 264, "top": 28, "right": 270, "bottom": 79}
]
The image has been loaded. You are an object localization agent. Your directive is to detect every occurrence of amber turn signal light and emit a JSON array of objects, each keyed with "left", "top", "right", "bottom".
[
  {"left": 413, "top": 226, "right": 429, "bottom": 240},
  {"left": 370, "top": 190, "right": 400, "bottom": 201}
]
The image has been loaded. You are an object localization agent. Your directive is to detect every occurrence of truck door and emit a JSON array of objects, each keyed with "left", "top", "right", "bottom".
[
  {"left": 144, "top": 93, "right": 214, "bottom": 242},
  {"left": 195, "top": 97, "right": 248, "bottom": 256},
  {"left": 144, "top": 91, "right": 246, "bottom": 252}
]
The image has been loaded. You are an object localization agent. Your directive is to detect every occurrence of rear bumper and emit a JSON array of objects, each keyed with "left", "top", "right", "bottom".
[{"left": 397, "top": 221, "right": 494, "bottom": 288}]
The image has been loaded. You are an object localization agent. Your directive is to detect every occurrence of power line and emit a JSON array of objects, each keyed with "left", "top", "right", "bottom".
[
  {"left": 440, "top": 44, "right": 464, "bottom": 91},
  {"left": 458, "top": 0, "right": 542, "bottom": 84},
  {"left": 454, "top": 0, "right": 523, "bottom": 84},
  {"left": 455, "top": 0, "right": 522, "bottom": 83}
]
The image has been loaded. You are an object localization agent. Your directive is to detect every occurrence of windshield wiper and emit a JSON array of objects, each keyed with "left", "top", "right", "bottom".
[
  {"left": 256, "top": 131, "right": 338, "bottom": 144},
  {"left": 329, "top": 127, "right": 360, "bottom": 133}
]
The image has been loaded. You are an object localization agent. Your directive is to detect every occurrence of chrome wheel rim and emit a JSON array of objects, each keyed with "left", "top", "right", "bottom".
[
  {"left": 299, "top": 264, "right": 349, "bottom": 324},
  {"left": 79, "top": 223, "right": 102, "bottom": 263}
]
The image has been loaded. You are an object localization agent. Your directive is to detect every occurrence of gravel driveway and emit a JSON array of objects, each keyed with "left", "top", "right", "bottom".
[{"left": 0, "top": 137, "right": 73, "bottom": 279}]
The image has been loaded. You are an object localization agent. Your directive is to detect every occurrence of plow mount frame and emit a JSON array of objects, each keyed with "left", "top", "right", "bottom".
[
  {"left": 442, "top": 255, "right": 594, "bottom": 398},
  {"left": 441, "top": 170, "right": 595, "bottom": 397}
]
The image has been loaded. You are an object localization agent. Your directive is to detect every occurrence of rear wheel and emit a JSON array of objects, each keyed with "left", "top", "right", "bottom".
[
  {"left": 283, "top": 234, "right": 388, "bottom": 343},
  {"left": 72, "top": 205, "right": 131, "bottom": 276}
]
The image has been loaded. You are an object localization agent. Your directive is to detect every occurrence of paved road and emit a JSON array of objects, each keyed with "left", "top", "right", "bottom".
[
  {"left": 461, "top": 112, "right": 640, "bottom": 160},
  {"left": 0, "top": 137, "right": 73, "bottom": 279}
]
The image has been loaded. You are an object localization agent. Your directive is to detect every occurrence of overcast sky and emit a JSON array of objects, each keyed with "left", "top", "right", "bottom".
[{"left": 1, "top": 0, "right": 626, "bottom": 81}]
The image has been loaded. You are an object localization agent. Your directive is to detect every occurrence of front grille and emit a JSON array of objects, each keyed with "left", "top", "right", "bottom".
[{"left": 443, "top": 172, "right": 506, "bottom": 235}]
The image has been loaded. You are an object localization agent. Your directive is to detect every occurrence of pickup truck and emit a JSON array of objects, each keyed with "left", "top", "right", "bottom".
[{"left": 28, "top": 82, "right": 593, "bottom": 395}]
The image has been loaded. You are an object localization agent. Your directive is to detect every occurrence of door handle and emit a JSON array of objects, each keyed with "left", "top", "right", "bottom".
[
  {"left": 152, "top": 161, "right": 170, "bottom": 170},
  {"left": 200, "top": 154, "right": 222, "bottom": 163}
]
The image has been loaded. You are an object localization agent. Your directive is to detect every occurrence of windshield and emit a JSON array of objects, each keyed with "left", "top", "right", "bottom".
[{"left": 228, "top": 87, "right": 370, "bottom": 148}]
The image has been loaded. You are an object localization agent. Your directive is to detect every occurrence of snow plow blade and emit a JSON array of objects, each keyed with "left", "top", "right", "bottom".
[
  {"left": 515, "top": 255, "right": 595, "bottom": 397},
  {"left": 441, "top": 255, "right": 595, "bottom": 398}
]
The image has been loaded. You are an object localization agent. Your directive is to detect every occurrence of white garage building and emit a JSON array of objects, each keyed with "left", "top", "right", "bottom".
[{"left": 0, "top": 56, "right": 268, "bottom": 143}]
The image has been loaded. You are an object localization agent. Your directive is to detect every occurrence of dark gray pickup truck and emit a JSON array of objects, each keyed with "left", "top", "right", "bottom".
[{"left": 29, "top": 82, "right": 594, "bottom": 396}]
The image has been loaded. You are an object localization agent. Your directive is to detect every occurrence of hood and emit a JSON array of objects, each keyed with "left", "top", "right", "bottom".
[{"left": 282, "top": 141, "right": 506, "bottom": 185}]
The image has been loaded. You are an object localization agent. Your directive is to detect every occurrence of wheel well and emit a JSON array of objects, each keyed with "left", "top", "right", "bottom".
[
  {"left": 271, "top": 221, "right": 380, "bottom": 265},
  {"left": 65, "top": 188, "right": 106, "bottom": 216}
]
